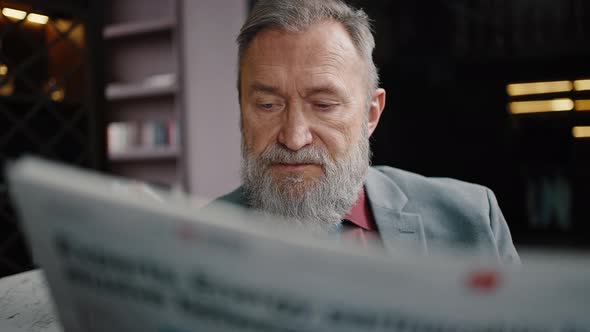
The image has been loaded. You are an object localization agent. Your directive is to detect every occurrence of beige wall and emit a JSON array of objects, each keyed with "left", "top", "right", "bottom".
[{"left": 181, "top": 0, "right": 246, "bottom": 200}]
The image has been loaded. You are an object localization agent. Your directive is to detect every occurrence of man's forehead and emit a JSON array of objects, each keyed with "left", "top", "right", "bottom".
[
  {"left": 247, "top": 80, "right": 347, "bottom": 98},
  {"left": 243, "top": 21, "right": 360, "bottom": 67}
]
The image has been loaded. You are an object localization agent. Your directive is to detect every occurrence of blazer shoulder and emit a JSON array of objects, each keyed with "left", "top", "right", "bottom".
[
  {"left": 371, "top": 165, "right": 490, "bottom": 215},
  {"left": 372, "top": 165, "right": 487, "bottom": 192},
  {"left": 371, "top": 166, "right": 519, "bottom": 263}
]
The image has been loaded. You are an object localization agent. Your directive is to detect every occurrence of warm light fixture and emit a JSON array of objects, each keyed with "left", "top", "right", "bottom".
[
  {"left": 572, "top": 126, "right": 590, "bottom": 139},
  {"left": 0, "top": 64, "right": 7, "bottom": 76},
  {"left": 50, "top": 89, "right": 65, "bottom": 102},
  {"left": 27, "top": 13, "right": 48, "bottom": 25},
  {"left": 574, "top": 79, "right": 590, "bottom": 92},
  {"left": 2, "top": 7, "right": 26, "bottom": 20},
  {"left": 575, "top": 100, "right": 590, "bottom": 111},
  {"left": 1, "top": 8, "right": 48, "bottom": 24},
  {"left": 508, "top": 99, "right": 574, "bottom": 114},
  {"left": 507, "top": 81, "right": 573, "bottom": 96}
]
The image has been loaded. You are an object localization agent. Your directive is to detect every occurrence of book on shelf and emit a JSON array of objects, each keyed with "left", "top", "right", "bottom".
[
  {"left": 107, "top": 120, "right": 179, "bottom": 156},
  {"left": 105, "top": 73, "right": 177, "bottom": 100}
]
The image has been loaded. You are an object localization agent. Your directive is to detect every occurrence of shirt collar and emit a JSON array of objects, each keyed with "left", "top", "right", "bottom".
[{"left": 343, "top": 187, "right": 378, "bottom": 231}]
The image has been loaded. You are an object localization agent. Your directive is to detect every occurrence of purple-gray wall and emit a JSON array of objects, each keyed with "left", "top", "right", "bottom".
[{"left": 180, "top": 0, "right": 246, "bottom": 200}]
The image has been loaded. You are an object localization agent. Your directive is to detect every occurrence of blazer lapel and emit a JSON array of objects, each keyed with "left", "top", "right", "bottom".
[{"left": 365, "top": 167, "right": 428, "bottom": 255}]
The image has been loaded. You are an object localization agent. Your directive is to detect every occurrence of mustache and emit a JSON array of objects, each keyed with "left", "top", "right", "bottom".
[{"left": 258, "top": 144, "right": 331, "bottom": 165}]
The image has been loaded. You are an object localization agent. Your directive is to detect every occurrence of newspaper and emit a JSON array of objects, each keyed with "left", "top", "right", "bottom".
[{"left": 6, "top": 157, "right": 590, "bottom": 332}]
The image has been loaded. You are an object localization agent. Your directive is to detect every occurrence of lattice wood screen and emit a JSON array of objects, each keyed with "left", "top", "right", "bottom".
[{"left": 0, "top": 0, "right": 103, "bottom": 277}]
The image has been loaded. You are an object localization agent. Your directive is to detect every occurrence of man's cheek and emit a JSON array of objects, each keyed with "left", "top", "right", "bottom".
[
  {"left": 243, "top": 132, "right": 264, "bottom": 156},
  {"left": 317, "top": 123, "right": 351, "bottom": 155},
  {"left": 245, "top": 127, "right": 269, "bottom": 154}
]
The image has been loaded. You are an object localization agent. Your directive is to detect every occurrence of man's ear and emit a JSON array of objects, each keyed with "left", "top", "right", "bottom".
[{"left": 368, "top": 88, "right": 386, "bottom": 137}]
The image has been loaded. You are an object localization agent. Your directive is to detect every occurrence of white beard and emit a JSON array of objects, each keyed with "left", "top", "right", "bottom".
[{"left": 241, "top": 122, "right": 371, "bottom": 233}]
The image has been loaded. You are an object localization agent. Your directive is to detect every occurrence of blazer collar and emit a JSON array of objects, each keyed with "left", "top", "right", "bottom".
[{"left": 365, "top": 167, "right": 428, "bottom": 255}]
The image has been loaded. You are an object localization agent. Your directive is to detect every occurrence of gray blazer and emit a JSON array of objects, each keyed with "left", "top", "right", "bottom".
[{"left": 216, "top": 166, "right": 520, "bottom": 264}]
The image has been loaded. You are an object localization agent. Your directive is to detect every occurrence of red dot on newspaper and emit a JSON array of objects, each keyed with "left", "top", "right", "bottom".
[
  {"left": 177, "top": 224, "right": 197, "bottom": 242},
  {"left": 467, "top": 270, "right": 501, "bottom": 292}
]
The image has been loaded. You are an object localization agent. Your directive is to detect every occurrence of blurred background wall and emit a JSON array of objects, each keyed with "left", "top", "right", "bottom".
[
  {"left": 181, "top": 0, "right": 245, "bottom": 200},
  {"left": 0, "top": 0, "right": 589, "bottom": 277},
  {"left": 346, "top": 0, "right": 590, "bottom": 250}
]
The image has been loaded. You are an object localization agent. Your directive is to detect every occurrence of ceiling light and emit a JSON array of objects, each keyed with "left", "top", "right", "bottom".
[
  {"left": 2, "top": 8, "right": 26, "bottom": 20},
  {"left": 575, "top": 100, "right": 590, "bottom": 111},
  {"left": 574, "top": 79, "right": 590, "bottom": 92},
  {"left": 572, "top": 126, "right": 590, "bottom": 138},
  {"left": 509, "top": 99, "right": 574, "bottom": 114},
  {"left": 27, "top": 13, "right": 48, "bottom": 25},
  {"left": 507, "top": 81, "right": 572, "bottom": 96}
]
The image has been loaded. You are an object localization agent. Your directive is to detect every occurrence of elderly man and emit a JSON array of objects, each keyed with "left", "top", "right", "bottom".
[{"left": 217, "top": 0, "right": 519, "bottom": 263}]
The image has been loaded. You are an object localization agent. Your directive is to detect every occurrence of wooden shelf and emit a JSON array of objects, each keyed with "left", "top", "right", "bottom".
[
  {"left": 106, "top": 81, "right": 176, "bottom": 101},
  {"left": 109, "top": 146, "right": 179, "bottom": 162},
  {"left": 104, "top": 18, "right": 175, "bottom": 40},
  {"left": 103, "top": 0, "right": 183, "bottom": 189}
]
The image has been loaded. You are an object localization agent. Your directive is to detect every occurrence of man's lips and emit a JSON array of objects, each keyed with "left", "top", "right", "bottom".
[{"left": 272, "top": 163, "right": 319, "bottom": 170}]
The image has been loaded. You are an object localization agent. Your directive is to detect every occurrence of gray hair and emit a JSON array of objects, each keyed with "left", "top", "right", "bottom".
[{"left": 237, "top": 0, "right": 379, "bottom": 102}]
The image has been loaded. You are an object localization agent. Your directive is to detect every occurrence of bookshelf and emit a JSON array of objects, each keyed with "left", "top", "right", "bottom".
[
  {"left": 108, "top": 146, "right": 179, "bottom": 162},
  {"left": 103, "top": 0, "right": 184, "bottom": 189},
  {"left": 103, "top": 18, "right": 175, "bottom": 40},
  {"left": 105, "top": 76, "right": 177, "bottom": 101}
]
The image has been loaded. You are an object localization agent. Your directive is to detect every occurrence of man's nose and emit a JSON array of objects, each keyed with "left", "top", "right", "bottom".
[{"left": 277, "top": 107, "right": 313, "bottom": 151}]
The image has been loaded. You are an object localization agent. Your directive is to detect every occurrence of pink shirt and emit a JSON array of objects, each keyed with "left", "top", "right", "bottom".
[{"left": 341, "top": 188, "right": 381, "bottom": 247}]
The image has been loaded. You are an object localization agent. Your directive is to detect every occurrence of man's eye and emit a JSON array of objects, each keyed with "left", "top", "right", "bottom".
[
  {"left": 258, "top": 103, "right": 277, "bottom": 111},
  {"left": 315, "top": 103, "right": 336, "bottom": 111}
]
